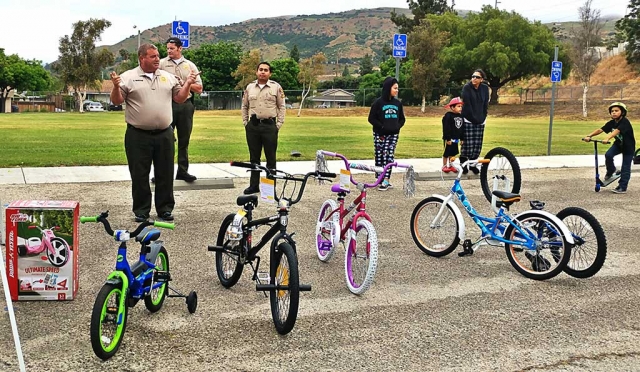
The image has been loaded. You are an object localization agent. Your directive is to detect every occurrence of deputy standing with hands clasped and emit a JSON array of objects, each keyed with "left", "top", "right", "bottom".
[
  {"left": 159, "top": 37, "right": 203, "bottom": 182},
  {"left": 110, "top": 43, "right": 200, "bottom": 222},
  {"left": 241, "top": 62, "right": 286, "bottom": 195}
]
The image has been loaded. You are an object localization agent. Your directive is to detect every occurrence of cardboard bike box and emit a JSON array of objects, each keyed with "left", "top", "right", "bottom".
[{"left": 4, "top": 200, "right": 79, "bottom": 301}]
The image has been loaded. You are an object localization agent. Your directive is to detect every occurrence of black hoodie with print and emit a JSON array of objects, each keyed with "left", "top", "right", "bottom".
[{"left": 368, "top": 77, "right": 406, "bottom": 135}]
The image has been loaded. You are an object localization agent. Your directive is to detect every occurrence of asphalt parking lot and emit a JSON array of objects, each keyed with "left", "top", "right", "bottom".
[{"left": 1, "top": 167, "right": 639, "bottom": 371}]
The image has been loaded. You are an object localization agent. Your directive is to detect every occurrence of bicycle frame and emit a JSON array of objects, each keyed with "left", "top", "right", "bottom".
[
  {"left": 238, "top": 205, "right": 295, "bottom": 265},
  {"left": 436, "top": 178, "right": 538, "bottom": 249},
  {"left": 316, "top": 150, "right": 412, "bottom": 240}
]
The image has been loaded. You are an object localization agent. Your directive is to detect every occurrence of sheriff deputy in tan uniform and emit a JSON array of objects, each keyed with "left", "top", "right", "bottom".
[
  {"left": 159, "top": 37, "right": 203, "bottom": 183},
  {"left": 240, "top": 61, "right": 286, "bottom": 195},
  {"left": 110, "top": 43, "right": 199, "bottom": 222}
]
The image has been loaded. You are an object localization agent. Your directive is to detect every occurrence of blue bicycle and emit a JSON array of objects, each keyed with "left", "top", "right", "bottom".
[
  {"left": 410, "top": 159, "right": 575, "bottom": 280},
  {"left": 81, "top": 211, "right": 197, "bottom": 360}
]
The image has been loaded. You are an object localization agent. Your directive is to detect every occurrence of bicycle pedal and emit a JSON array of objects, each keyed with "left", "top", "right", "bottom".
[
  {"left": 256, "top": 272, "right": 270, "bottom": 283},
  {"left": 458, "top": 249, "right": 473, "bottom": 257},
  {"left": 154, "top": 270, "right": 171, "bottom": 282},
  {"left": 458, "top": 239, "right": 474, "bottom": 257}
]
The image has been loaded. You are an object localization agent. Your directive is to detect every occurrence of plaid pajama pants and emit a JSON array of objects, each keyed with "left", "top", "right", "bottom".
[
  {"left": 373, "top": 132, "right": 399, "bottom": 179},
  {"left": 460, "top": 119, "right": 485, "bottom": 160}
]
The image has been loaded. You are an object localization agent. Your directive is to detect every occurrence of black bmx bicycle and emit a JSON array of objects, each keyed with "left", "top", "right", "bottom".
[{"left": 207, "top": 162, "right": 335, "bottom": 334}]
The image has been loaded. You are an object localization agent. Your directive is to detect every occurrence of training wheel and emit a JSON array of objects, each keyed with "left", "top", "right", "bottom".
[{"left": 186, "top": 291, "right": 198, "bottom": 314}]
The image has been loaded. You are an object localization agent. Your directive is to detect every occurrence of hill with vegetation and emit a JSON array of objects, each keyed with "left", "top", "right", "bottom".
[{"left": 103, "top": 7, "right": 413, "bottom": 62}]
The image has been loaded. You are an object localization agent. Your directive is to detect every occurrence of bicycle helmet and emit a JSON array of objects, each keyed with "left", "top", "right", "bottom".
[{"left": 608, "top": 102, "right": 628, "bottom": 116}]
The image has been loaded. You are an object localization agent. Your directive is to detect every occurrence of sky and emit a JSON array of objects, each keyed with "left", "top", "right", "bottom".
[{"left": 0, "top": 0, "right": 631, "bottom": 64}]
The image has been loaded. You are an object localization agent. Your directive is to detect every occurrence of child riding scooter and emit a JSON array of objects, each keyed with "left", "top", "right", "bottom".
[{"left": 583, "top": 102, "right": 636, "bottom": 194}]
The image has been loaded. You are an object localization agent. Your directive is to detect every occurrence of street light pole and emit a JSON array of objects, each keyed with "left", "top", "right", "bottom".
[{"left": 133, "top": 25, "right": 140, "bottom": 49}]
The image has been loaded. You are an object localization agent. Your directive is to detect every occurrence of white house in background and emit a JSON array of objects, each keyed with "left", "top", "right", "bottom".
[{"left": 310, "top": 88, "right": 357, "bottom": 108}]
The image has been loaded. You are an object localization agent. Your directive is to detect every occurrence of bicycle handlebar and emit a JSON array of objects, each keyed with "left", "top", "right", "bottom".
[
  {"left": 582, "top": 138, "right": 611, "bottom": 144},
  {"left": 231, "top": 161, "right": 336, "bottom": 205},
  {"left": 80, "top": 211, "right": 175, "bottom": 240},
  {"left": 318, "top": 150, "right": 411, "bottom": 188}
]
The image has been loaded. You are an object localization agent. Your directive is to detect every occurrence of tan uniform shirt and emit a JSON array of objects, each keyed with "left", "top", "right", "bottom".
[
  {"left": 159, "top": 57, "right": 203, "bottom": 99},
  {"left": 119, "top": 66, "right": 182, "bottom": 130},
  {"left": 241, "top": 80, "right": 286, "bottom": 129}
]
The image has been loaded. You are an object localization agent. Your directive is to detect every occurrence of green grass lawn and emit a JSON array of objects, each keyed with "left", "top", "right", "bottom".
[{"left": 0, "top": 111, "right": 602, "bottom": 167}]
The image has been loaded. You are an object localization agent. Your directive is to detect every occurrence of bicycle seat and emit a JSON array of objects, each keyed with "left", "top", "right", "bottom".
[
  {"left": 135, "top": 228, "right": 161, "bottom": 244},
  {"left": 237, "top": 195, "right": 258, "bottom": 207},
  {"left": 492, "top": 190, "right": 521, "bottom": 207},
  {"left": 331, "top": 183, "right": 350, "bottom": 194}
]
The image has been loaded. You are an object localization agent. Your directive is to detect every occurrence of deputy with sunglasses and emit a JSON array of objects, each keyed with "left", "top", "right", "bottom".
[{"left": 460, "top": 69, "right": 490, "bottom": 174}]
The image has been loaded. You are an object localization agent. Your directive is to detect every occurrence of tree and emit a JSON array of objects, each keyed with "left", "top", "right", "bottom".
[
  {"left": 359, "top": 54, "right": 374, "bottom": 76},
  {"left": 569, "top": 0, "right": 604, "bottom": 117},
  {"left": 270, "top": 58, "right": 301, "bottom": 90},
  {"left": 233, "top": 50, "right": 262, "bottom": 90},
  {"left": 391, "top": 0, "right": 452, "bottom": 34},
  {"left": 184, "top": 41, "right": 242, "bottom": 93},
  {"left": 407, "top": 21, "right": 451, "bottom": 112},
  {"left": 342, "top": 65, "right": 350, "bottom": 77},
  {"left": 290, "top": 45, "right": 300, "bottom": 63},
  {"left": 184, "top": 42, "right": 242, "bottom": 109},
  {"left": 297, "top": 52, "right": 327, "bottom": 116},
  {"left": 118, "top": 48, "right": 130, "bottom": 61},
  {"left": 615, "top": 0, "right": 640, "bottom": 64},
  {"left": 53, "top": 18, "right": 114, "bottom": 112},
  {"left": 429, "top": 7, "right": 569, "bottom": 104},
  {"left": 0, "top": 49, "right": 51, "bottom": 113}
]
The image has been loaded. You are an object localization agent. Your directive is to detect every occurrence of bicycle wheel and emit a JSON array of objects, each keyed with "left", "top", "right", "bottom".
[
  {"left": 410, "top": 197, "right": 460, "bottom": 257},
  {"left": 315, "top": 199, "right": 339, "bottom": 262},
  {"left": 90, "top": 283, "right": 128, "bottom": 360},
  {"left": 144, "top": 246, "right": 169, "bottom": 312},
  {"left": 48, "top": 237, "right": 70, "bottom": 267},
  {"left": 556, "top": 207, "right": 607, "bottom": 278},
  {"left": 344, "top": 218, "right": 378, "bottom": 295},
  {"left": 504, "top": 212, "right": 571, "bottom": 280},
  {"left": 215, "top": 213, "right": 244, "bottom": 288},
  {"left": 480, "top": 147, "right": 522, "bottom": 203},
  {"left": 269, "top": 242, "right": 300, "bottom": 335}
]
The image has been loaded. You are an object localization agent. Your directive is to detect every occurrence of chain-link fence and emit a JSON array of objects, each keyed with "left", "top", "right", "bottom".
[{"left": 9, "top": 84, "right": 640, "bottom": 112}]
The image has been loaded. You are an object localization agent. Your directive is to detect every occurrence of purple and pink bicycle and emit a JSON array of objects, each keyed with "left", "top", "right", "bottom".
[{"left": 314, "top": 150, "right": 414, "bottom": 295}]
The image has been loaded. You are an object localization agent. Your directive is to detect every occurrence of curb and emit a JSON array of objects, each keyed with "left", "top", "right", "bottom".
[{"left": 151, "top": 178, "right": 235, "bottom": 191}]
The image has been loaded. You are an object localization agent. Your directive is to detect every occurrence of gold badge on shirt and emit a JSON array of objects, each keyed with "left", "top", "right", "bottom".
[{"left": 160, "top": 76, "right": 167, "bottom": 83}]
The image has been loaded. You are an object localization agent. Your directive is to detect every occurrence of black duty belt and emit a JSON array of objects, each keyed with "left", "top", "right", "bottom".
[{"left": 127, "top": 123, "right": 171, "bottom": 134}]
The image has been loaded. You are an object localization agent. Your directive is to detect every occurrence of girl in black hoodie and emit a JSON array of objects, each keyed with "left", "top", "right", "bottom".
[{"left": 368, "top": 77, "right": 406, "bottom": 190}]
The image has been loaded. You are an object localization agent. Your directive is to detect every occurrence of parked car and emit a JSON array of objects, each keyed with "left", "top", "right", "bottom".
[
  {"left": 108, "top": 104, "right": 123, "bottom": 111},
  {"left": 285, "top": 104, "right": 293, "bottom": 109},
  {"left": 316, "top": 103, "right": 330, "bottom": 108},
  {"left": 82, "top": 101, "right": 97, "bottom": 111},
  {"left": 86, "top": 102, "right": 105, "bottom": 112}
]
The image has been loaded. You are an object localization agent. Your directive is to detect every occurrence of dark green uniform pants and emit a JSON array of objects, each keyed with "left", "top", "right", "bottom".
[
  {"left": 171, "top": 100, "right": 195, "bottom": 177},
  {"left": 125, "top": 125, "right": 175, "bottom": 216},
  {"left": 245, "top": 120, "right": 278, "bottom": 188}
]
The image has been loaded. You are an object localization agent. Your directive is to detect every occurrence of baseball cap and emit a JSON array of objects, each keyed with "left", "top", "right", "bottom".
[
  {"left": 166, "top": 37, "right": 183, "bottom": 47},
  {"left": 444, "top": 97, "right": 463, "bottom": 108}
]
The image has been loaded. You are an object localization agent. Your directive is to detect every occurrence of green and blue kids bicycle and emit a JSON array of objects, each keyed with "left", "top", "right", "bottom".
[{"left": 81, "top": 211, "right": 197, "bottom": 360}]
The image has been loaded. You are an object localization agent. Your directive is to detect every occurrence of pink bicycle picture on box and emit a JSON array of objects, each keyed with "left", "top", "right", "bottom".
[{"left": 18, "top": 225, "right": 71, "bottom": 267}]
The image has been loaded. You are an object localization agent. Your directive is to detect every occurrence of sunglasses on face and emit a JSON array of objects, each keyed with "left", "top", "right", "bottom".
[{"left": 471, "top": 75, "right": 483, "bottom": 79}]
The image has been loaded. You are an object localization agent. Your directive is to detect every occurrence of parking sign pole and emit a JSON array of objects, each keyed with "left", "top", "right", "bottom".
[
  {"left": 547, "top": 45, "right": 559, "bottom": 156},
  {"left": 395, "top": 58, "right": 400, "bottom": 81}
]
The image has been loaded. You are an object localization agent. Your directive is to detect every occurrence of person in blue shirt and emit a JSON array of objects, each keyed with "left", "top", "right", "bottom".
[
  {"left": 368, "top": 77, "right": 406, "bottom": 191},
  {"left": 584, "top": 102, "right": 636, "bottom": 193}
]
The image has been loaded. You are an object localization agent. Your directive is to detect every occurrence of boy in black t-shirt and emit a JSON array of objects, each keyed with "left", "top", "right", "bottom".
[
  {"left": 441, "top": 97, "right": 465, "bottom": 173},
  {"left": 584, "top": 102, "right": 636, "bottom": 193}
]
